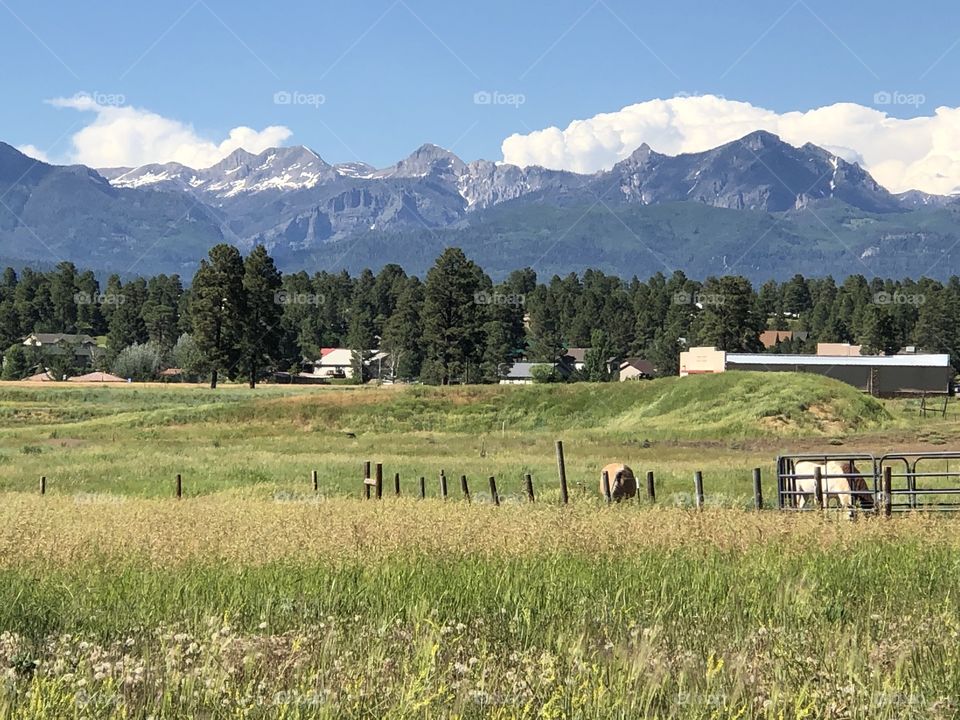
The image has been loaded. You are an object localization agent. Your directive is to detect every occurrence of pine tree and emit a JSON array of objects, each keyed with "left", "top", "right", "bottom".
[
  {"left": 102, "top": 274, "right": 123, "bottom": 326},
  {"left": 693, "top": 276, "right": 762, "bottom": 352},
  {"left": 782, "top": 274, "right": 812, "bottom": 315},
  {"left": 189, "top": 244, "right": 245, "bottom": 389},
  {"left": 584, "top": 329, "right": 613, "bottom": 381},
  {"left": 107, "top": 278, "right": 148, "bottom": 356},
  {"left": 241, "top": 245, "right": 283, "bottom": 388},
  {"left": 859, "top": 303, "right": 898, "bottom": 355},
  {"left": 346, "top": 269, "right": 378, "bottom": 382},
  {"left": 380, "top": 278, "right": 424, "bottom": 381},
  {"left": 526, "top": 286, "right": 564, "bottom": 364},
  {"left": 142, "top": 275, "right": 182, "bottom": 351},
  {"left": 420, "top": 248, "right": 487, "bottom": 385},
  {"left": 75, "top": 270, "right": 105, "bottom": 335},
  {"left": 0, "top": 301, "right": 20, "bottom": 350},
  {"left": 913, "top": 286, "right": 951, "bottom": 352}
]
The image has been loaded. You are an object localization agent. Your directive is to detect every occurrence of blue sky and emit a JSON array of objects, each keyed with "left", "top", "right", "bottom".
[{"left": 4, "top": 0, "right": 960, "bottom": 191}]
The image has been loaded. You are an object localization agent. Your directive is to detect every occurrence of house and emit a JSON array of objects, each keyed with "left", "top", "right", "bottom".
[
  {"left": 618, "top": 358, "right": 656, "bottom": 381},
  {"left": 366, "top": 350, "right": 392, "bottom": 380},
  {"left": 562, "top": 348, "right": 589, "bottom": 371},
  {"left": 561, "top": 348, "right": 620, "bottom": 376},
  {"left": 302, "top": 348, "right": 354, "bottom": 379},
  {"left": 759, "top": 330, "right": 809, "bottom": 349},
  {"left": 500, "top": 361, "right": 572, "bottom": 385},
  {"left": 679, "top": 346, "right": 953, "bottom": 396},
  {"left": 23, "top": 333, "right": 100, "bottom": 361}
]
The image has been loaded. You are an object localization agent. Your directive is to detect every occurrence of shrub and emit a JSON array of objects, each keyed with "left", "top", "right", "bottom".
[
  {"left": 111, "top": 342, "right": 163, "bottom": 382},
  {"left": 170, "top": 334, "right": 206, "bottom": 382}
]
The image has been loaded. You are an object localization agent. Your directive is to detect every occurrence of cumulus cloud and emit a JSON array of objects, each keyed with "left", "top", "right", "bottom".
[
  {"left": 42, "top": 93, "right": 293, "bottom": 169},
  {"left": 16, "top": 144, "right": 52, "bottom": 163},
  {"left": 501, "top": 95, "right": 960, "bottom": 195}
]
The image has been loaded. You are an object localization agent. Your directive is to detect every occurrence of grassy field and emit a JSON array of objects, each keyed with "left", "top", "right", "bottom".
[
  {"left": 0, "top": 371, "right": 939, "bottom": 503},
  {"left": 2, "top": 373, "right": 960, "bottom": 718}
]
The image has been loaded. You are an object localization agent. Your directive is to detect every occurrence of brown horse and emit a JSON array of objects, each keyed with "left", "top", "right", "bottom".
[{"left": 600, "top": 463, "right": 637, "bottom": 502}]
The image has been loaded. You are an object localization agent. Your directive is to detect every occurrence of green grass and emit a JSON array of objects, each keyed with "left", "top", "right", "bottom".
[
  {"left": 4, "top": 503, "right": 960, "bottom": 718},
  {"left": 1, "top": 375, "right": 960, "bottom": 717},
  {"left": 0, "top": 372, "right": 906, "bottom": 503}
]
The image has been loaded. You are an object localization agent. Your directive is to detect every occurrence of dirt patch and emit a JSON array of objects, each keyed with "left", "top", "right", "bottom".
[
  {"left": 807, "top": 404, "right": 846, "bottom": 434},
  {"left": 759, "top": 415, "right": 792, "bottom": 432}
]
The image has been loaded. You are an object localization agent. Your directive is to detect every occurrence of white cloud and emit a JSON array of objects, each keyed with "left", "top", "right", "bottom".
[
  {"left": 16, "top": 144, "right": 52, "bottom": 163},
  {"left": 501, "top": 95, "right": 960, "bottom": 195},
  {"left": 43, "top": 93, "right": 293, "bottom": 169}
]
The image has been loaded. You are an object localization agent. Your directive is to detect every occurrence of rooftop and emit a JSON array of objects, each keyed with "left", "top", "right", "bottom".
[{"left": 727, "top": 353, "right": 951, "bottom": 368}]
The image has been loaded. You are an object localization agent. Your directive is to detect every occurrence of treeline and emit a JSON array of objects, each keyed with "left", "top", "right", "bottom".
[{"left": 1, "top": 244, "right": 958, "bottom": 385}]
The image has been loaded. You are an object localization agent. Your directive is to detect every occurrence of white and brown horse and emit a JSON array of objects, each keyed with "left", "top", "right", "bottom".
[
  {"left": 791, "top": 460, "right": 874, "bottom": 511},
  {"left": 600, "top": 463, "right": 638, "bottom": 502}
]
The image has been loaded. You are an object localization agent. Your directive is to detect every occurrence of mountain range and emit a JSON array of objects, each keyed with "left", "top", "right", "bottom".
[{"left": 2, "top": 130, "right": 960, "bottom": 281}]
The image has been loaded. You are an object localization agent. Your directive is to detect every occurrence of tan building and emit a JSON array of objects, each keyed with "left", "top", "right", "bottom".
[
  {"left": 817, "top": 342, "right": 862, "bottom": 356},
  {"left": 677, "top": 345, "right": 952, "bottom": 396},
  {"left": 679, "top": 346, "right": 727, "bottom": 376}
]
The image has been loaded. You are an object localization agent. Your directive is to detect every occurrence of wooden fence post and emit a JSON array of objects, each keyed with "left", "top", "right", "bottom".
[
  {"left": 601, "top": 470, "right": 612, "bottom": 504},
  {"left": 364, "top": 461, "right": 371, "bottom": 500},
  {"left": 646, "top": 471, "right": 655, "bottom": 503},
  {"left": 176, "top": 473, "right": 182, "bottom": 500},
  {"left": 440, "top": 470, "right": 448, "bottom": 500},
  {"left": 883, "top": 466, "right": 893, "bottom": 517},
  {"left": 39, "top": 476, "right": 46, "bottom": 495},
  {"left": 555, "top": 440, "right": 569, "bottom": 505},
  {"left": 693, "top": 471, "right": 704, "bottom": 509},
  {"left": 394, "top": 472, "right": 401, "bottom": 497},
  {"left": 375, "top": 463, "right": 383, "bottom": 500},
  {"left": 489, "top": 476, "right": 500, "bottom": 506},
  {"left": 524, "top": 474, "right": 535, "bottom": 502},
  {"left": 460, "top": 474, "right": 471, "bottom": 503},
  {"left": 419, "top": 476, "right": 426, "bottom": 500},
  {"left": 311, "top": 470, "right": 318, "bottom": 492},
  {"left": 752, "top": 468, "right": 763, "bottom": 510},
  {"left": 813, "top": 466, "right": 823, "bottom": 509}
]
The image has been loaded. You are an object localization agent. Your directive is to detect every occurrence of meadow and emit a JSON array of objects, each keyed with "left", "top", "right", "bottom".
[{"left": 2, "top": 373, "right": 960, "bottom": 718}]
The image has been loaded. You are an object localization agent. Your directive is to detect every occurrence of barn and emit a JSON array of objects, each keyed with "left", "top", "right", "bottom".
[{"left": 680, "top": 346, "right": 954, "bottom": 397}]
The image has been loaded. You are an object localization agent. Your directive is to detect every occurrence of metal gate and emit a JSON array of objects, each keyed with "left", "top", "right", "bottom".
[
  {"left": 877, "top": 452, "right": 960, "bottom": 512},
  {"left": 776, "top": 453, "right": 878, "bottom": 510}
]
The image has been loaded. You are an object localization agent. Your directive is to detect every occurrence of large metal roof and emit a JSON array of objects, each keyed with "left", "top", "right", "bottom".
[{"left": 727, "top": 353, "right": 951, "bottom": 368}]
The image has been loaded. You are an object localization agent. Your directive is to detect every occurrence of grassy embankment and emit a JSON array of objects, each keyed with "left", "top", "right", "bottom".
[{"left": 0, "top": 372, "right": 914, "bottom": 503}]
